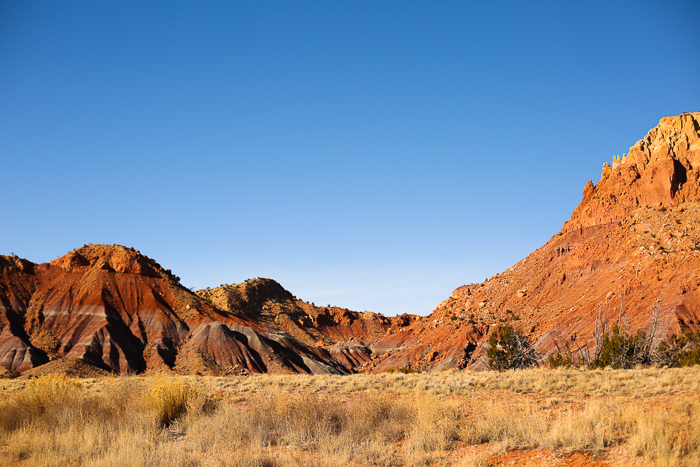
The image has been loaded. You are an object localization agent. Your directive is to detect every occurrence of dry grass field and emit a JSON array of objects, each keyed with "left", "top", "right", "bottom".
[{"left": 0, "top": 367, "right": 699, "bottom": 467}]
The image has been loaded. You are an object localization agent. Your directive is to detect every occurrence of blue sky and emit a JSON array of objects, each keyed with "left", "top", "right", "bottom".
[{"left": 1, "top": 1, "right": 699, "bottom": 315}]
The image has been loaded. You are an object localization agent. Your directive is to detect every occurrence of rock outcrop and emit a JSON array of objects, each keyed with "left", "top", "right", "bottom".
[
  {"left": 567, "top": 112, "right": 700, "bottom": 229},
  {"left": 196, "top": 279, "right": 418, "bottom": 368},
  {"left": 0, "top": 245, "right": 376, "bottom": 375},
  {"left": 197, "top": 279, "right": 415, "bottom": 345},
  {"left": 361, "top": 112, "right": 700, "bottom": 372}
]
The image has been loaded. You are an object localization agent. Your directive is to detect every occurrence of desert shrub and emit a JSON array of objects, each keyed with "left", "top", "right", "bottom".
[
  {"left": 384, "top": 367, "right": 416, "bottom": 374},
  {"left": 588, "top": 324, "right": 652, "bottom": 369},
  {"left": 348, "top": 393, "right": 414, "bottom": 444},
  {"left": 543, "top": 400, "right": 633, "bottom": 451},
  {"left": 486, "top": 324, "right": 537, "bottom": 371},
  {"left": 147, "top": 380, "right": 199, "bottom": 426},
  {"left": 273, "top": 393, "right": 349, "bottom": 449},
  {"left": 458, "top": 398, "right": 632, "bottom": 452},
  {"left": 548, "top": 349, "right": 573, "bottom": 369},
  {"left": 657, "top": 330, "right": 700, "bottom": 367},
  {"left": 406, "top": 399, "right": 461, "bottom": 455},
  {"left": 0, "top": 400, "right": 24, "bottom": 434},
  {"left": 459, "top": 401, "right": 556, "bottom": 449}
]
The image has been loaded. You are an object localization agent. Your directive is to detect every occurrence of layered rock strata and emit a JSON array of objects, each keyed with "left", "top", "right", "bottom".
[{"left": 0, "top": 245, "right": 398, "bottom": 375}]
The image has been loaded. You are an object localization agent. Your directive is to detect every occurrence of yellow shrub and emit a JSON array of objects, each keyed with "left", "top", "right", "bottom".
[
  {"left": 147, "top": 380, "right": 199, "bottom": 426},
  {"left": 14, "top": 374, "right": 82, "bottom": 415}
]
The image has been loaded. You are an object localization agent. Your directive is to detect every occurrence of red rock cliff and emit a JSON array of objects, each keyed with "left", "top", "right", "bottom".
[{"left": 363, "top": 112, "right": 700, "bottom": 372}]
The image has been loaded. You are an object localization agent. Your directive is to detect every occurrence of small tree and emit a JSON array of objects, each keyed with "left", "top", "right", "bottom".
[
  {"left": 548, "top": 348, "right": 573, "bottom": 369},
  {"left": 587, "top": 294, "right": 673, "bottom": 369},
  {"left": 548, "top": 294, "right": 683, "bottom": 370},
  {"left": 588, "top": 323, "right": 651, "bottom": 369},
  {"left": 657, "top": 330, "right": 700, "bottom": 367},
  {"left": 486, "top": 324, "right": 538, "bottom": 371}
]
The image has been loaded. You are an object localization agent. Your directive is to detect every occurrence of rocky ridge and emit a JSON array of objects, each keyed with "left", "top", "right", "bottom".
[
  {"left": 359, "top": 112, "right": 700, "bottom": 372},
  {"left": 196, "top": 279, "right": 417, "bottom": 369},
  {"left": 0, "top": 245, "right": 405, "bottom": 376},
  {"left": 567, "top": 112, "right": 700, "bottom": 229}
]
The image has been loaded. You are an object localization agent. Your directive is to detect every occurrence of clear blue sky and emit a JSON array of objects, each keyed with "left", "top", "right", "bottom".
[{"left": 2, "top": 1, "right": 699, "bottom": 315}]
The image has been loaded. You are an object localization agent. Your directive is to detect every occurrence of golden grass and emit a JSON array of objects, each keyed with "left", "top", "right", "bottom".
[
  {"left": 0, "top": 366, "right": 698, "bottom": 466},
  {"left": 629, "top": 399, "right": 700, "bottom": 467},
  {"left": 147, "top": 379, "right": 200, "bottom": 426}
]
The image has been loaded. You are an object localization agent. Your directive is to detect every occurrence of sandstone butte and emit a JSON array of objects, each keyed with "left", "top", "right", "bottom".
[{"left": 1, "top": 111, "right": 699, "bottom": 376}]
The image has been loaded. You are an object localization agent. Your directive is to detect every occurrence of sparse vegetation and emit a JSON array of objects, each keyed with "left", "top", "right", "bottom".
[
  {"left": 588, "top": 323, "right": 652, "bottom": 369},
  {"left": 548, "top": 296, "right": 677, "bottom": 370},
  {"left": 548, "top": 348, "right": 573, "bottom": 369},
  {"left": 147, "top": 379, "right": 199, "bottom": 426},
  {"left": 0, "top": 369, "right": 699, "bottom": 466},
  {"left": 486, "top": 324, "right": 538, "bottom": 371},
  {"left": 657, "top": 330, "right": 700, "bottom": 367}
]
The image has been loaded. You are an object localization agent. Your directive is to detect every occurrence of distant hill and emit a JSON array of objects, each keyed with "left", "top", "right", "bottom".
[
  {"left": 196, "top": 279, "right": 417, "bottom": 369},
  {"left": 0, "top": 244, "right": 413, "bottom": 376}
]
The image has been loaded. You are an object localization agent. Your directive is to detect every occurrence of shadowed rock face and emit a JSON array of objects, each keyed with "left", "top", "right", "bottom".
[
  {"left": 0, "top": 245, "right": 365, "bottom": 375},
  {"left": 195, "top": 279, "right": 419, "bottom": 370},
  {"left": 362, "top": 112, "right": 700, "bottom": 372}
]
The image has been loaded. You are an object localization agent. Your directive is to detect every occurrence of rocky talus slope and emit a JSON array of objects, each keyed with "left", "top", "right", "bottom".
[
  {"left": 0, "top": 245, "right": 405, "bottom": 375},
  {"left": 360, "top": 112, "right": 700, "bottom": 372}
]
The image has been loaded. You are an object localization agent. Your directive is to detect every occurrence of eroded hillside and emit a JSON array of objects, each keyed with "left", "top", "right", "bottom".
[
  {"left": 0, "top": 245, "right": 381, "bottom": 376},
  {"left": 362, "top": 112, "right": 700, "bottom": 372}
]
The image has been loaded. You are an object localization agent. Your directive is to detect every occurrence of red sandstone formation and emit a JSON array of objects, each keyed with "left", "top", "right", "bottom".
[
  {"left": 196, "top": 279, "right": 417, "bottom": 369},
  {"left": 2, "top": 112, "right": 699, "bottom": 376},
  {"left": 0, "top": 245, "right": 374, "bottom": 375},
  {"left": 568, "top": 112, "right": 700, "bottom": 228},
  {"left": 361, "top": 112, "right": 700, "bottom": 372}
]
